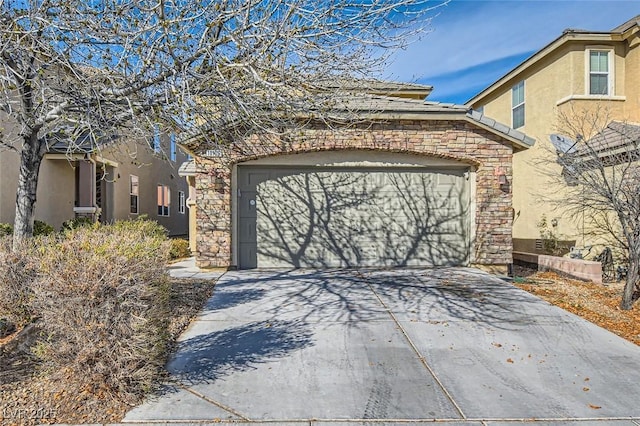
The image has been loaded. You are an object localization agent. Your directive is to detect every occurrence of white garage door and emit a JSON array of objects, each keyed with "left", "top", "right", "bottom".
[{"left": 237, "top": 166, "right": 470, "bottom": 269}]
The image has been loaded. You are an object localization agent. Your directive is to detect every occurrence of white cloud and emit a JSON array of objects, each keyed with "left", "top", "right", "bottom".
[{"left": 384, "top": 0, "right": 640, "bottom": 82}]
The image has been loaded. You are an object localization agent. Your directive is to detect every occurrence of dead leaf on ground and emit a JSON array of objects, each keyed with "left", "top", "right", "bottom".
[{"left": 514, "top": 270, "right": 640, "bottom": 346}]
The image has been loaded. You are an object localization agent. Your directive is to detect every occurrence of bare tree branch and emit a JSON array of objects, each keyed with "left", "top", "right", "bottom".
[
  {"left": 1, "top": 0, "right": 448, "bottom": 245},
  {"left": 541, "top": 106, "right": 640, "bottom": 309}
]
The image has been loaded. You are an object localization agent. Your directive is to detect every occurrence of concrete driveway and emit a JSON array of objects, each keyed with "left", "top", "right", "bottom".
[{"left": 124, "top": 267, "right": 640, "bottom": 425}]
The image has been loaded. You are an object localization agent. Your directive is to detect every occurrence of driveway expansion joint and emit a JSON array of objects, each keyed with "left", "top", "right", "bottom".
[
  {"left": 175, "top": 381, "right": 251, "bottom": 421},
  {"left": 362, "top": 274, "right": 467, "bottom": 420}
]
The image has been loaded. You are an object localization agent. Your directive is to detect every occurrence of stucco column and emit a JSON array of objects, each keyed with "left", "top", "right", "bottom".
[{"left": 73, "top": 159, "right": 98, "bottom": 220}]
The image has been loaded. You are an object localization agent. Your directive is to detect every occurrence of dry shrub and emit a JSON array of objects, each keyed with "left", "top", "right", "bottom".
[
  {"left": 0, "top": 237, "right": 38, "bottom": 325},
  {"left": 32, "top": 219, "right": 171, "bottom": 401},
  {"left": 169, "top": 238, "right": 191, "bottom": 259}
]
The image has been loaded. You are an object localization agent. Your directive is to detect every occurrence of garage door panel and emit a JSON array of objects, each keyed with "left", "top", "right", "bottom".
[
  {"left": 238, "top": 191, "right": 258, "bottom": 219},
  {"left": 238, "top": 167, "right": 469, "bottom": 268}
]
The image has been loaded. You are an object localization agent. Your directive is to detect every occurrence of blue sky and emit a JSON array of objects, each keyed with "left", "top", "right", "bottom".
[{"left": 383, "top": 0, "right": 640, "bottom": 104}]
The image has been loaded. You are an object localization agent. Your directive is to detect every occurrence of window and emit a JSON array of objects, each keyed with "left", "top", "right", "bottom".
[
  {"left": 153, "top": 125, "right": 161, "bottom": 153},
  {"left": 130, "top": 175, "right": 139, "bottom": 214},
  {"left": 178, "top": 191, "right": 185, "bottom": 214},
  {"left": 170, "top": 133, "right": 177, "bottom": 162},
  {"left": 512, "top": 81, "right": 525, "bottom": 129},
  {"left": 157, "top": 185, "right": 170, "bottom": 216},
  {"left": 589, "top": 50, "right": 610, "bottom": 95}
]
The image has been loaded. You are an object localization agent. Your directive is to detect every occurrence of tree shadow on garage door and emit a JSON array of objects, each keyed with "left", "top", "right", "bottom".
[{"left": 242, "top": 169, "right": 471, "bottom": 268}]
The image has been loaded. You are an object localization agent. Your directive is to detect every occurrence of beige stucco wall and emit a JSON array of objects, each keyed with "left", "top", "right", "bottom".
[
  {"left": 471, "top": 35, "right": 640, "bottom": 247},
  {"left": 623, "top": 36, "right": 640, "bottom": 118},
  {"left": 186, "top": 175, "right": 197, "bottom": 252},
  {"left": 0, "top": 150, "right": 16, "bottom": 224},
  {"left": 0, "top": 131, "right": 189, "bottom": 235},
  {"left": 36, "top": 159, "right": 77, "bottom": 228},
  {"left": 98, "top": 137, "right": 190, "bottom": 236},
  {"left": 0, "top": 150, "right": 75, "bottom": 230}
]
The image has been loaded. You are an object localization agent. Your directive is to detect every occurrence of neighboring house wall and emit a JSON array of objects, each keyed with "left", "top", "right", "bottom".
[
  {"left": 193, "top": 119, "right": 518, "bottom": 272},
  {"left": 0, "top": 151, "right": 76, "bottom": 228},
  {"left": 100, "top": 136, "right": 190, "bottom": 236},
  {"left": 0, "top": 131, "right": 189, "bottom": 236},
  {"left": 468, "top": 17, "right": 640, "bottom": 249}
]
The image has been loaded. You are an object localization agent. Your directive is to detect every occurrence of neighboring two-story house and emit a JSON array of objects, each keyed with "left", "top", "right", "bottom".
[
  {"left": 0, "top": 127, "right": 190, "bottom": 236},
  {"left": 467, "top": 15, "right": 640, "bottom": 254}
]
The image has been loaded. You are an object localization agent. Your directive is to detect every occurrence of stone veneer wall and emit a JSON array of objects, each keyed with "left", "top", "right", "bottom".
[{"left": 194, "top": 120, "right": 514, "bottom": 271}]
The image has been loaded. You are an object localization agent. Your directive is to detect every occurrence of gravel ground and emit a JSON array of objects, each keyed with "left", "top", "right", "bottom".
[
  {"left": 513, "top": 268, "right": 640, "bottom": 346},
  {"left": 0, "top": 277, "right": 216, "bottom": 426}
]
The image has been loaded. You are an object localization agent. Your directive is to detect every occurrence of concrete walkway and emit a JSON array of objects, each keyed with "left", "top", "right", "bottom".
[
  {"left": 124, "top": 266, "right": 640, "bottom": 425},
  {"left": 167, "top": 257, "right": 226, "bottom": 280}
]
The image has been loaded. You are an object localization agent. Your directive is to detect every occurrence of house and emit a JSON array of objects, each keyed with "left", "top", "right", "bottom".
[
  {"left": 180, "top": 82, "right": 535, "bottom": 273},
  {"left": 467, "top": 15, "right": 640, "bottom": 254},
  {"left": 0, "top": 125, "right": 190, "bottom": 236}
]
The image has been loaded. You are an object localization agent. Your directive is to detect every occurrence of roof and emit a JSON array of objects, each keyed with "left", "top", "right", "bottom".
[
  {"left": 611, "top": 15, "right": 640, "bottom": 33},
  {"left": 317, "top": 79, "right": 433, "bottom": 100},
  {"left": 45, "top": 129, "right": 118, "bottom": 154},
  {"left": 467, "top": 15, "right": 640, "bottom": 105},
  {"left": 331, "top": 94, "right": 535, "bottom": 150},
  {"left": 178, "top": 159, "right": 197, "bottom": 177},
  {"left": 576, "top": 121, "right": 640, "bottom": 158},
  {"left": 183, "top": 85, "right": 534, "bottom": 152}
]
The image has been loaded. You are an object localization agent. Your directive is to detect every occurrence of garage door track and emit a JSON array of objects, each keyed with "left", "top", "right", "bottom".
[{"left": 124, "top": 267, "right": 640, "bottom": 425}]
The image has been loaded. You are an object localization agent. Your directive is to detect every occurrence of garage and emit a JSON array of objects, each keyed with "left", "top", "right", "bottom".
[
  {"left": 237, "top": 162, "right": 471, "bottom": 269},
  {"left": 187, "top": 92, "right": 535, "bottom": 273}
]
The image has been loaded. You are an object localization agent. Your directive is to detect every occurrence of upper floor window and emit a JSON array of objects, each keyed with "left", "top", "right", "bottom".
[
  {"left": 512, "top": 81, "right": 525, "bottom": 129},
  {"left": 153, "top": 125, "right": 161, "bottom": 153},
  {"left": 588, "top": 50, "right": 611, "bottom": 95},
  {"left": 170, "top": 133, "right": 177, "bottom": 162}
]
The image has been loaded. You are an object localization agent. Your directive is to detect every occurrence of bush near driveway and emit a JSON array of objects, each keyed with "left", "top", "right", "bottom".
[
  {"left": 169, "top": 237, "right": 191, "bottom": 260},
  {"left": 0, "top": 238, "right": 38, "bottom": 325},
  {"left": 0, "top": 218, "right": 171, "bottom": 402}
]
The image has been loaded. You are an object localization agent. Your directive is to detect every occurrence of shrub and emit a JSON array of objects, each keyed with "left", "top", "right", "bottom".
[
  {"left": 33, "top": 220, "right": 54, "bottom": 236},
  {"left": 60, "top": 217, "right": 96, "bottom": 232},
  {"left": 31, "top": 219, "right": 171, "bottom": 401},
  {"left": 0, "top": 220, "right": 54, "bottom": 237},
  {"left": 0, "top": 237, "right": 37, "bottom": 325},
  {"left": 169, "top": 238, "right": 191, "bottom": 259},
  {"left": 0, "top": 223, "right": 13, "bottom": 237}
]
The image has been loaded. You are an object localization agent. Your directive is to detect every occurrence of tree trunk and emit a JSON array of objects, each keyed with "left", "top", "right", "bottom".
[
  {"left": 13, "top": 134, "right": 45, "bottom": 249},
  {"left": 620, "top": 245, "right": 639, "bottom": 310}
]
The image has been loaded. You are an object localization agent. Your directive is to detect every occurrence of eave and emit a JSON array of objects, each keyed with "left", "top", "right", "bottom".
[{"left": 466, "top": 31, "right": 628, "bottom": 106}]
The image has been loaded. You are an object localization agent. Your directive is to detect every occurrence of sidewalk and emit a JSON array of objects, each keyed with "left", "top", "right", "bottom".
[{"left": 168, "top": 257, "right": 227, "bottom": 280}]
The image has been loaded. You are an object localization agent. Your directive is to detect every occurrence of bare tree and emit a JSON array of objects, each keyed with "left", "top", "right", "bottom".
[
  {"left": 551, "top": 106, "right": 640, "bottom": 310},
  {"left": 1, "top": 0, "right": 446, "bottom": 247}
]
